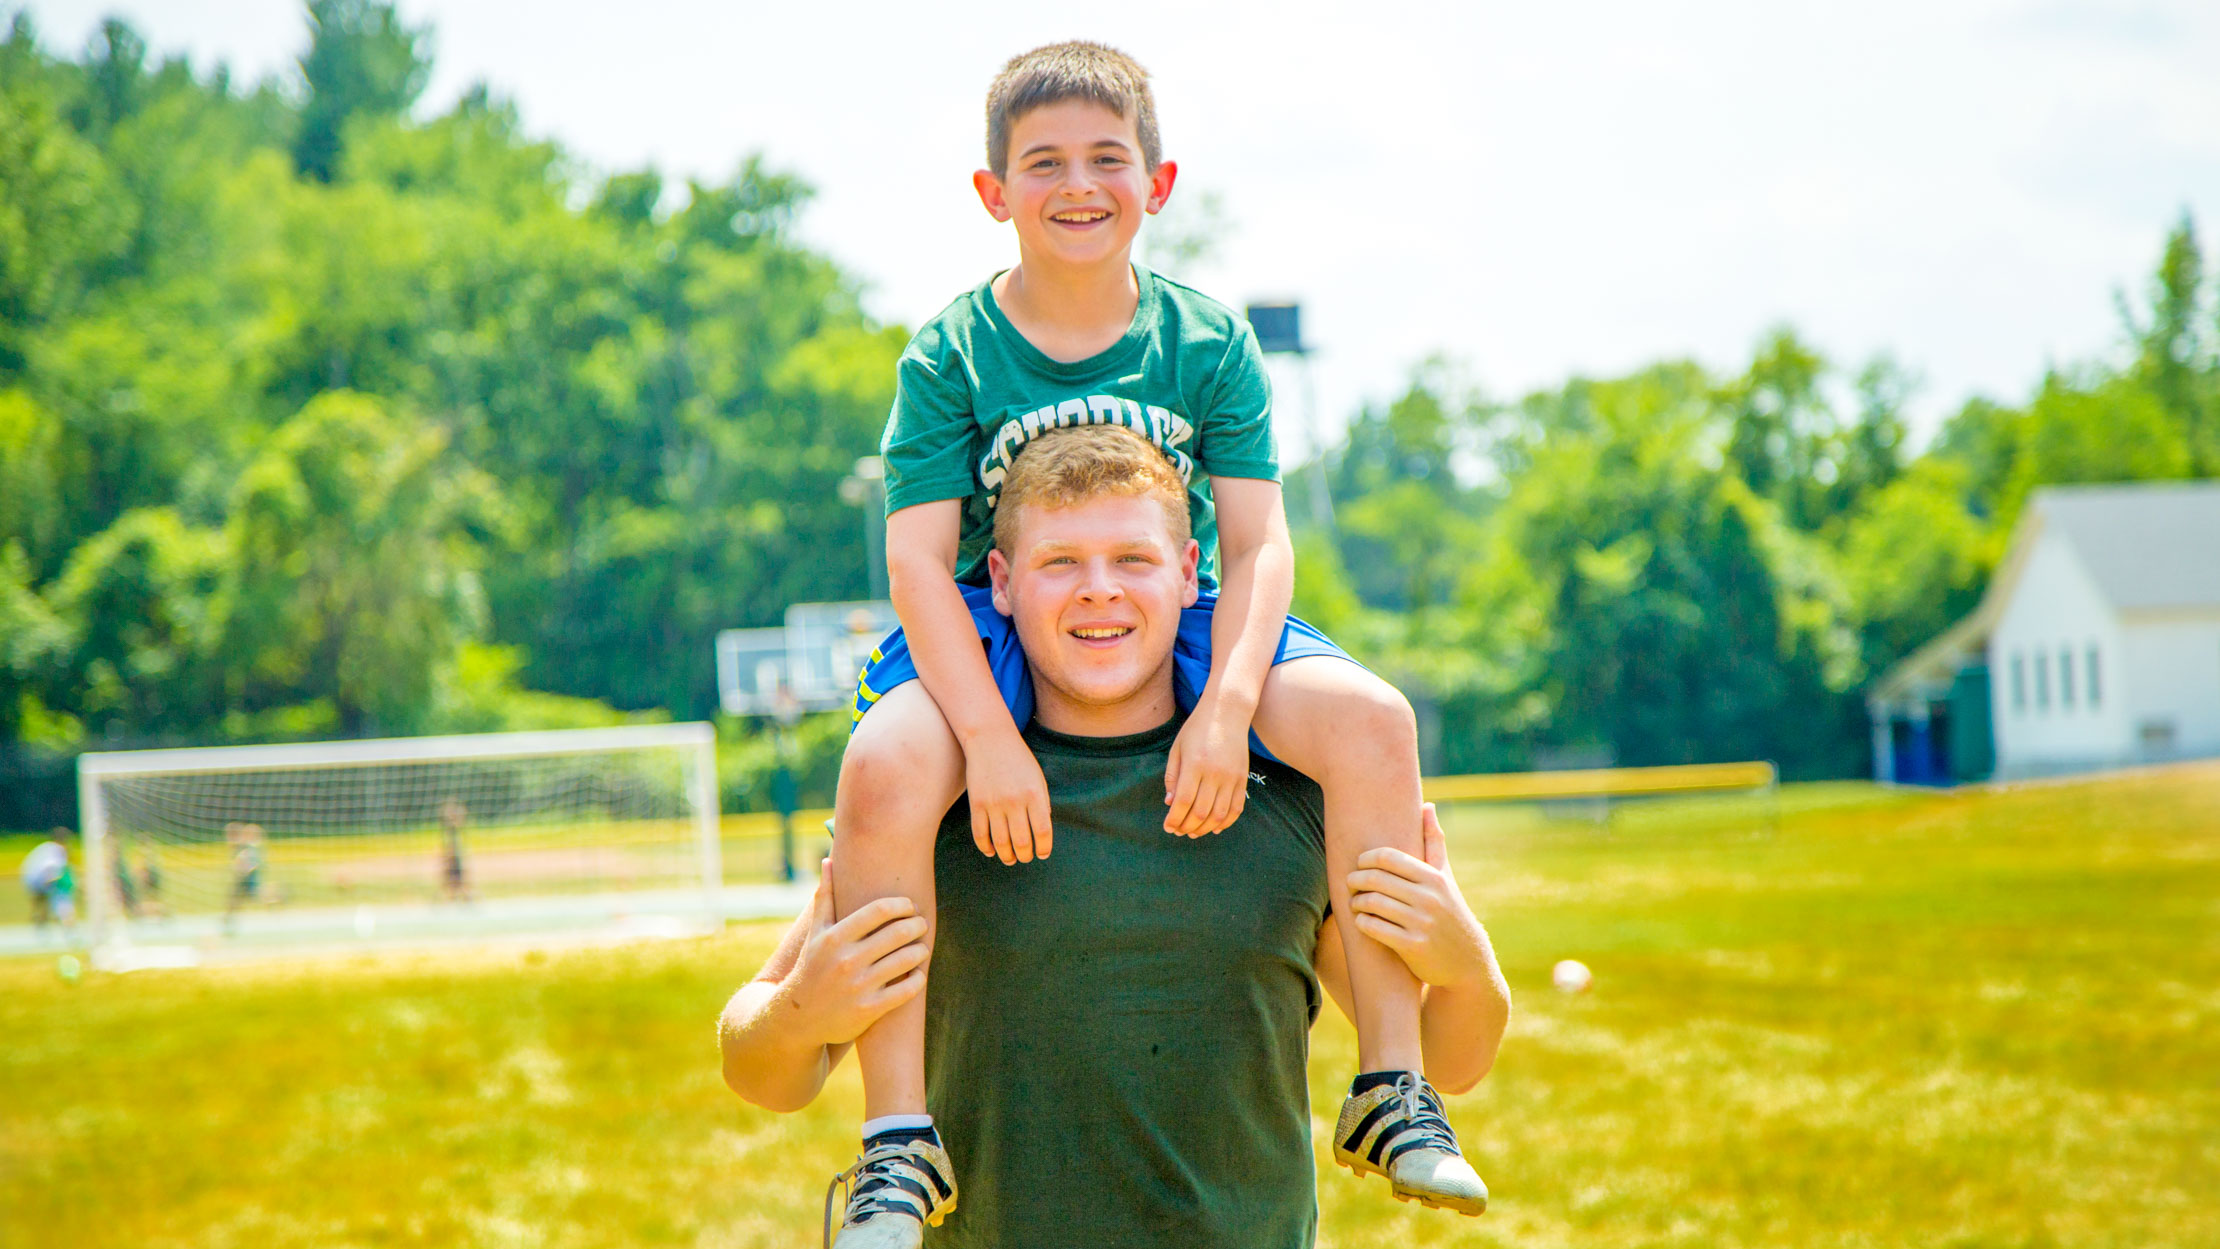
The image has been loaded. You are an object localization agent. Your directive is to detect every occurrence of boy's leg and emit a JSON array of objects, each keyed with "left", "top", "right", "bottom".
[
  {"left": 832, "top": 681, "right": 967, "bottom": 1121},
  {"left": 1251, "top": 656, "right": 1425, "bottom": 1074},
  {"left": 1256, "top": 656, "right": 1486, "bottom": 1214}
]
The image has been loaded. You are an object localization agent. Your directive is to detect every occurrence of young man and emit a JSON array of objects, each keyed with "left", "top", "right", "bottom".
[
  {"left": 725, "top": 426, "right": 1512, "bottom": 1247},
  {"left": 826, "top": 43, "right": 1473, "bottom": 1242}
]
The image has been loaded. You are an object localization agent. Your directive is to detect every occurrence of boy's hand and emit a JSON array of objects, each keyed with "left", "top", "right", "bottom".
[
  {"left": 965, "top": 727, "right": 1054, "bottom": 865},
  {"left": 1345, "top": 803, "right": 1495, "bottom": 989},
  {"left": 1164, "top": 695, "right": 1253, "bottom": 837}
]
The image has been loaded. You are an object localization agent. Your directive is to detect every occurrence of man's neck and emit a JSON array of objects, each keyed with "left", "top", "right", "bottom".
[
  {"left": 1028, "top": 671, "right": 1178, "bottom": 739},
  {"left": 993, "top": 254, "right": 1139, "bottom": 362}
]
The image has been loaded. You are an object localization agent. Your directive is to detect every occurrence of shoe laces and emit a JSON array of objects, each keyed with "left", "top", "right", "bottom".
[
  {"left": 1391, "top": 1071, "right": 1460, "bottom": 1154},
  {"left": 821, "top": 1139, "right": 928, "bottom": 1249}
]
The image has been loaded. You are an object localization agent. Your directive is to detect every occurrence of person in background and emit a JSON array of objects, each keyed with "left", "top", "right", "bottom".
[{"left": 20, "top": 828, "right": 72, "bottom": 937}]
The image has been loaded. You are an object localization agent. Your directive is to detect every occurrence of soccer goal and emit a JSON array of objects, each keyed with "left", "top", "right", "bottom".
[{"left": 78, "top": 724, "right": 721, "bottom": 956}]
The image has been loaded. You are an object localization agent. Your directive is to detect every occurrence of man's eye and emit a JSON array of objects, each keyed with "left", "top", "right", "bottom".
[{"left": 1119, "top": 554, "right": 1151, "bottom": 563}]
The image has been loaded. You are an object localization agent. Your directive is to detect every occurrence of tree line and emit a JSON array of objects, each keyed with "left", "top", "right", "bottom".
[{"left": 3, "top": 3, "right": 2214, "bottom": 823}]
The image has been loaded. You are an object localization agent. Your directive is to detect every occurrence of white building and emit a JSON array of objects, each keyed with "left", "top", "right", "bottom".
[{"left": 1869, "top": 481, "right": 2220, "bottom": 782}]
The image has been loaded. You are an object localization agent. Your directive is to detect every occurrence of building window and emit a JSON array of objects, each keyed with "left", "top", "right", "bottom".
[
  {"left": 2034, "top": 650, "right": 2050, "bottom": 711},
  {"left": 2086, "top": 645, "right": 2101, "bottom": 709},
  {"left": 2011, "top": 652, "right": 2026, "bottom": 714},
  {"left": 2060, "top": 647, "right": 2075, "bottom": 710}
]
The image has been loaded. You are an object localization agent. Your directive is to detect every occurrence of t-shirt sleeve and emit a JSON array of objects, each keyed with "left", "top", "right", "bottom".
[
  {"left": 880, "top": 335, "right": 980, "bottom": 515},
  {"left": 1194, "top": 319, "right": 1280, "bottom": 482}
]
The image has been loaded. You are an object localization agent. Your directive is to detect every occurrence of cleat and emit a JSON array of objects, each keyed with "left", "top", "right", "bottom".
[
  {"left": 1332, "top": 1072, "right": 1487, "bottom": 1215},
  {"left": 823, "top": 1131, "right": 958, "bottom": 1249}
]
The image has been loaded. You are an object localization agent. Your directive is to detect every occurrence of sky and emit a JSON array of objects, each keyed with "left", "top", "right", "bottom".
[{"left": 22, "top": 0, "right": 2220, "bottom": 454}]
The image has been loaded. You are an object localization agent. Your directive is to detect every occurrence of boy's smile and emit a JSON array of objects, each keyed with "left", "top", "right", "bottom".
[{"left": 975, "top": 98, "right": 1177, "bottom": 273}]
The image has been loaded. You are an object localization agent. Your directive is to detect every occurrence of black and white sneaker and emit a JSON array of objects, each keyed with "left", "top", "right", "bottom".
[
  {"left": 823, "top": 1130, "right": 957, "bottom": 1249},
  {"left": 1332, "top": 1071, "right": 1488, "bottom": 1214}
]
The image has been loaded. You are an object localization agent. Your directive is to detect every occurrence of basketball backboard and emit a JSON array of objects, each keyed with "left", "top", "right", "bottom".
[{"left": 716, "top": 600, "right": 898, "bottom": 718}]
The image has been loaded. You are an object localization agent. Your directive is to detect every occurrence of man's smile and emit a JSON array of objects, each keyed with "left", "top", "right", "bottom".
[{"left": 1069, "top": 623, "right": 1135, "bottom": 645}]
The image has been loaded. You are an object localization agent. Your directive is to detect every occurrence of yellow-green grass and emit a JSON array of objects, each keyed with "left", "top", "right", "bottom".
[
  {"left": 0, "top": 818, "right": 817, "bottom": 924},
  {"left": 3, "top": 768, "right": 2214, "bottom": 1248}
]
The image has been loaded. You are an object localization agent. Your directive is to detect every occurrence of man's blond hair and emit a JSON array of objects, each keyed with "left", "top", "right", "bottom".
[
  {"left": 993, "top": 425, "right": 1190, "bottom": 553},
  {"left": 985, "top": 41, "right": 1161, "bottom": 179}
]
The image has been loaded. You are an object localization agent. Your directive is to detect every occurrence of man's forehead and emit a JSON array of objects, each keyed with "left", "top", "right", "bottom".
[{"left": 1025, "top": 531, "right": 1162, "bottom": 554}]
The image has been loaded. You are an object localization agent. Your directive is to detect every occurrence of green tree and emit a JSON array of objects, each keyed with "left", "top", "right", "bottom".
[
  {"left": 2122, "top": 214, "right": 2212, "bottom": 472},
  {"left": 217, "top": 391, "right": 496, "bottom": 735},
  {"left": 45, "top": 507, "right": 225, "bottom": 737},
  {"left": 293, "top": 0, "right": 430, "bottom": 182}
]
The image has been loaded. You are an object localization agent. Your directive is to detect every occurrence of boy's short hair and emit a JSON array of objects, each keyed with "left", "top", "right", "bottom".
[
  {"left": 994, "top": 425, "right": 1191, "bottom": 553},
  {"left": 985, "top": 41, "right": 1161, "bottom": 179}
]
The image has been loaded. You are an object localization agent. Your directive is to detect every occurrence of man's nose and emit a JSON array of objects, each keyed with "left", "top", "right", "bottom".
[{"left": 1076, "top": 557, "right": 1123, "bottom": 599}]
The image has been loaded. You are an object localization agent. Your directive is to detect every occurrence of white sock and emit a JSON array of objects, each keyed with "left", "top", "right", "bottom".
[{"left": 862, "top": 1114, "right": 934, "bottom": 1140}]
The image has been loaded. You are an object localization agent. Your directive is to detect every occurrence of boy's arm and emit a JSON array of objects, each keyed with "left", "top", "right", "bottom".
[
  {"left": 1313, "top": 805, "right": 1511, "bottom": 1094},
  {"left": 886, "top": 501, "right": 1053, "bottom": 863},
  {"left": 1164, "top": 475, "right": 1295, "bottom": 836}
]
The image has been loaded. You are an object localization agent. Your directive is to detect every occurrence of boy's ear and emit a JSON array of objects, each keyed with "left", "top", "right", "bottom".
[
  {"left": 1178, "top": 537, "right": 1200, "bottom": 607},
  {"left": 1145, "top": 159, "right": 1178, "bottom": 215},
  {"left": 974, "top": 169, "right": 1013, "bottom": 223}
]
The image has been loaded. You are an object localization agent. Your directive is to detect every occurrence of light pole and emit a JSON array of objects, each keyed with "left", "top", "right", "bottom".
[
  {"left": 839, "top": 456, "right": 888, "bottom": 600},
  {"left": 1245, "top": 302, "right": 1334, "bottom": 534}
]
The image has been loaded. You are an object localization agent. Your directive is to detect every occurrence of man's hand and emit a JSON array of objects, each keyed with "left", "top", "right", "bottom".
[
  {"left": 965, "top": 726, "right": 1054, "bottom": 864},
  {"left": 1345, "top": 803, "right": 1496, "bottom": 988},
  {"left": 1164, "top": 694, "right": 1253, "bottom": 836},
  {"left": 785, "top": 862, "right": 931, "bottom": 1046}
]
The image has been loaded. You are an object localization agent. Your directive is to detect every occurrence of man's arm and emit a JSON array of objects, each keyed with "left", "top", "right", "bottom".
[
  {"left": 1163, "top": 475, "right": 1295, "bottom": 836},
  {"left": 886, "top": 500, "right": 1054, "bottom": 864},
  {"left": 718, "top": 865, "right": 929, "bottom": 1112},
  {"left": 1313, "top": 805, "right": 1511, "bottom": 1094}
]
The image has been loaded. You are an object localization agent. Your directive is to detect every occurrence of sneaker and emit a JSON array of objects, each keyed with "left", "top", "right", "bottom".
[
  {"left": 822, "top": 1131, "right": 958, "bottom": 1249},
  {"left": 1332, "top": 1072, "right": 1487, "bottom": 1214}
]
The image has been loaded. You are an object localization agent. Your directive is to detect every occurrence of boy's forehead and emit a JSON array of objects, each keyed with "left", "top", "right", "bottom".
[{"left": 1007, "top": 97, "right": 1142, "bottom": 153}]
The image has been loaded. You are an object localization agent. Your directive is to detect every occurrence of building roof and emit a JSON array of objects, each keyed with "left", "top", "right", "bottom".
[
  {"left": 2036, "top": 482, "right": 2220, "bottom": 612},
  {"left": 1871, "top": 479, "right": 2220, "bottom": 707}
]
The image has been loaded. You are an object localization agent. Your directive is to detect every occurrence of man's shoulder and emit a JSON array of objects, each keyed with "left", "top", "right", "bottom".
[{"left": 1242, "top": 751, "right": 1325, "bottom": 831}]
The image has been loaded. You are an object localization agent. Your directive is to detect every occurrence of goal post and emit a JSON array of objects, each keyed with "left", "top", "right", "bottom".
[{"left": 79, "top": 723, "right": 722, "bottom": 953}]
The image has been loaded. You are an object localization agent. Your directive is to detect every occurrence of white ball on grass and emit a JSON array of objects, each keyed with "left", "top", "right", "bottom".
[{"left": 1551, "top": 959, "right": 1593, "bottom": 994}]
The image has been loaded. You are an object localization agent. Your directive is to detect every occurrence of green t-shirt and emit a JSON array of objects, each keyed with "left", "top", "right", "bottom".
[
  {"left": 880, "top": 265, "right": 1280, "bottom": 589},
  {"left": 923, "top": 716, "right": 1328, "bottom": 1248}
]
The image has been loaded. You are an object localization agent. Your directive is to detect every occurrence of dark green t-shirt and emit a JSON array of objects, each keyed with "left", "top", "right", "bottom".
[
  {"left": 923, "top": 716, "right": 1328, "bottom": 1248},
  {"left": 880, "top": 265, "right": 1280, "bottom": 590}
]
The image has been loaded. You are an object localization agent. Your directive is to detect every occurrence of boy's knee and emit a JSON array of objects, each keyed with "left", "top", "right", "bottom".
[
  {"left": 839, "top": 701, "right": 963, "bottom": 823},
  {"left": 1341, "top": 678, "right": 1417, "bottom": 757}
]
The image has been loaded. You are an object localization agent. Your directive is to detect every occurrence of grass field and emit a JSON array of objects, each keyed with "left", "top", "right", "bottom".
[
  {"left": 4, "top": 767, "right": 2215, "bottom": 1248},
  {"left": 0, "top": 818, "right": 817, "bottom": 926}
]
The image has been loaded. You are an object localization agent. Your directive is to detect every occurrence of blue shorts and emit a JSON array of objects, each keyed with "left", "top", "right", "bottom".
[{"left": 850, "top": 583, "right": 1358, "bottom": 760}]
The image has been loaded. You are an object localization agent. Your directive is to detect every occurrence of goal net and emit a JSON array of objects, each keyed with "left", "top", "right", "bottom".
[{"left": 78, "top": 724, "right": 721, "bottom": 956}]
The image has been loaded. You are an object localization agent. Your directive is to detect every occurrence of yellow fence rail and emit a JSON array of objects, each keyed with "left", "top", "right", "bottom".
[
  {"left": 1421, "top": 760, "right": 1777, "bottom": 804},
  {"left": 721, "top": 809, "right": 835, "bottom": 840},
  {"left": 722, "top": 761, "right": 1778, "bottom": 841}
]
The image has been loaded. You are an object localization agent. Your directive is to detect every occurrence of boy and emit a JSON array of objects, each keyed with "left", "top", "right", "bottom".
[{"left": 825, "top": 42, "right": 1485, "bottom": 1247}]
